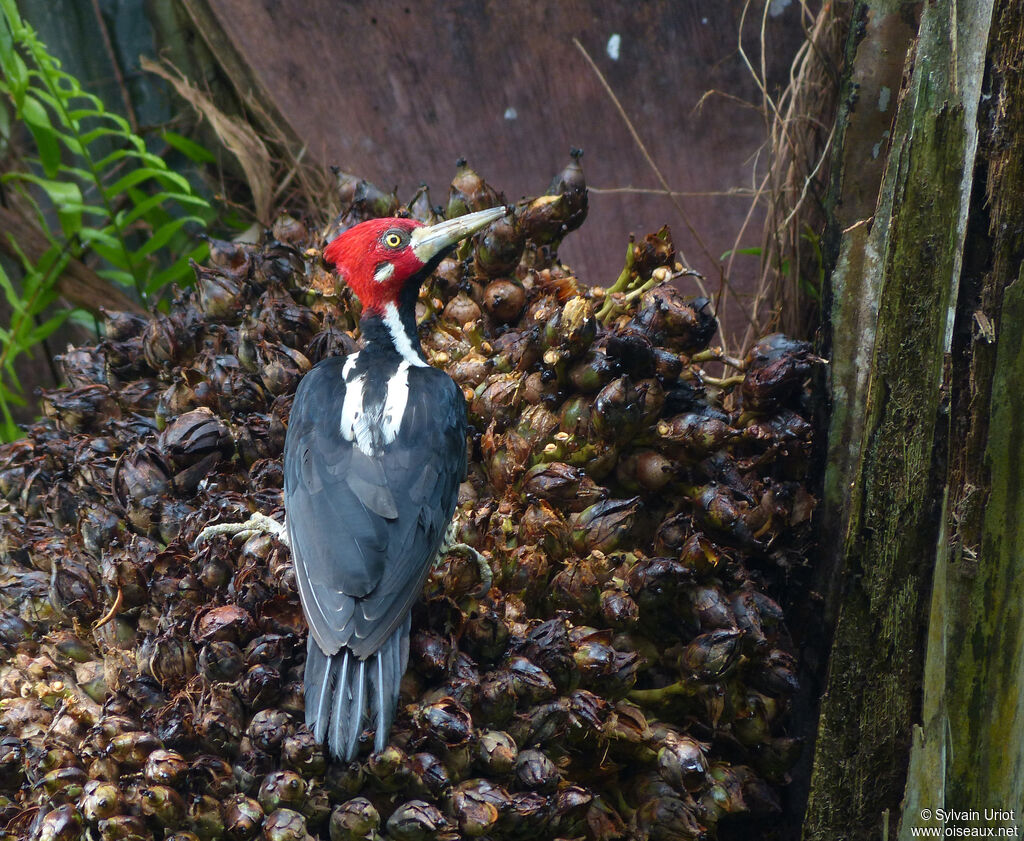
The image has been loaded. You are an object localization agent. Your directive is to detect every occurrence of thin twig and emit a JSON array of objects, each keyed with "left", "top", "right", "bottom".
[
  {"left": 272, "top": 145, "right": 308, "bottom": 201},
  {"left": 778, "top": 120, "right": 835, "bottom": 232},
  {"left": 89, "top": 0, "right": 138, "bottom": 133},
  {"left": 589, "top": 186, "right": 758, "bottom": 198},
  {"left": 93, "top": 587, "right": 123, "bottom": 629},
  {"left": 693, "top": 88, "right": 763, "bottom": 113},
  {"left": 721, "top": 167, "right": 772, "bottom": 349},
  {"left": 842, "top": 216, "right": 874, "bottom": 235},
  {"left": 572, "top": 37, "right": 694, "bottom": 269},
  {"left": 572, "top": 37, "right": 755, "bottom": 328},
  {"left": 725, "top": 0, "right": 843, "bottom": 350}
]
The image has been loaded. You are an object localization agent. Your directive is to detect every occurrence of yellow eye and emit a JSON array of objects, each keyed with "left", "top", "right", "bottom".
[{"left": 383, "top": 231, "right": 403, "bottom": 248}]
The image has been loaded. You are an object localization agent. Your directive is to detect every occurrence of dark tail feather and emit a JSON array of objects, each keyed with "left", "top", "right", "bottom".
[
  {"left": 304, "top": 638, "right": 352, "bottom": 755},
  {"left": 370, "top": 614, "right": 411, "bottom": 752},
  {"left": 303, "top": 638, "right": 334, "bottom": 744},
  {"left": 304, "top": 616, "right": 411, "bottom": 761},
  {"left": 348, "top": 659, "right": 366, "bottom": 759}
]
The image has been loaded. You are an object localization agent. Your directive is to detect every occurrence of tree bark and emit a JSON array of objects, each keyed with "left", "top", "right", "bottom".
[
  {"left": 899, "top": 0, "right": 1024, "bottom": 829},
  {"left": 0, "top": 205, "right": 145, "bottom": 316},
  {"left": 806, "top": 0, "right": 1024, "bottom": 837}
]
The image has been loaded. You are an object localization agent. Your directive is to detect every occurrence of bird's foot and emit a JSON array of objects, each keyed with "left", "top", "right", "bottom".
[
  {"left": 441, "top": 520, "right": 458, "bottom": 551},
  {"left": 193, "top": 511, "right": 289, "bottom": 549},
  {"left": 442, "top": 542, "right": 493, "bottom": 598}
]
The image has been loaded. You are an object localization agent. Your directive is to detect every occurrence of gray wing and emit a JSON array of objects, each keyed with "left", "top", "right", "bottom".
[{"left": 284, "top": 357, "right": 466, "bottom": 660}]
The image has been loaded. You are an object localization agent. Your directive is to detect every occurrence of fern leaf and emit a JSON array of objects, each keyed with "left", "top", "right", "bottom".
[
  {"left": 0, "top": 264, "right": 26, "bottom": 315},
  {"left": 18, "top": 95, "right": 60, "bottom": 175},
  {"left": 95, "top": 268, "right": 138, "bottom": 287},
  {"left": 0, "top": 0, "right": 216, "bottom": 437},
  {"left": 103, "top": 166, "right": 192, "bottom": 199},
  {"left": 133, "top": 215, "right": 205, "bottom": 260},
  {"left": 25, "top": 310, "right": 70, "bottom": 346},
  {"left": 2, "top": 172, "right": 83, "bottom": 233},
  {"left": 162, "top": 130, "right": 216, "bottom": 163}
]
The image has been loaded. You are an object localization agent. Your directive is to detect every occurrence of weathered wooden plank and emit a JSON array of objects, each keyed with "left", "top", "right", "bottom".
[
  {"left": 789, "top": 3, "right": 918, "bottom": 823},
  {"left": 0, "top": 206, "right": 144, "bottom": 317},
  {"left": 804, "top": 0, "right": 995, "bottom": 837},
  {"left": 182, "top": 0, "right": 809, "bottom": 322},
  {"left": 899, "top": 0, "right": 1024, "bottom": 831},
  {"left": 816, "top": 2, "right": 917, "bottom": 625}
]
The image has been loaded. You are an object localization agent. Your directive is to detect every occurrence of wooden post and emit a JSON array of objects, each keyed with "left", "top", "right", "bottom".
[
  {"left": 805, "top": 0, "right": 998, "bottom": 837},
  {"left": 899, "top": 1, "right": 1024, "bottom": 832}
]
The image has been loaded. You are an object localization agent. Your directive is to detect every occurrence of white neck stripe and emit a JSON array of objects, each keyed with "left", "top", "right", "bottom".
[{"left": 382, "top": 302, "right": 428, "bottom": 367}]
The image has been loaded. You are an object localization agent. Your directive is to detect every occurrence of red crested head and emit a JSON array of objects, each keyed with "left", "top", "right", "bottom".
[
  {"left": 323, "top": 217, "right": 424, "bottom": 314},
  {"left": 323, "top": 206, "right": 509, "bottom": 315}
]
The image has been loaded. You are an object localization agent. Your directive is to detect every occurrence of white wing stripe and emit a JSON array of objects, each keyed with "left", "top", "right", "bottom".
[
  {"left": 339, "top": 372, "right": 372, "bottom": 452},
  {"left": 381, "top": 361, "right": 410, "bottom": 445},
  {"left": 342, "top": 352, "right": 360, "bottom": 380},
  {"left": 339, "top": 362, "right": 410, "bottom": 454}
]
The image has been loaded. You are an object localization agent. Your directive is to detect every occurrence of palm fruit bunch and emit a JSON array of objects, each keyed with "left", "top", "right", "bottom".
[{"left": 0, "top": 152, "right": 822, "bottom": 841}]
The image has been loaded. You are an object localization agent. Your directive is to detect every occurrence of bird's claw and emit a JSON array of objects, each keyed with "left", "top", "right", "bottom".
[
  {"left": 441, "top": 520, "right": 458, "bottom": 551},
  {"left": 193, "top": 511, "right": 289, "bottom": 549},
  {"left": 443, "top": 542, "right": 493, "bottom": 598}
]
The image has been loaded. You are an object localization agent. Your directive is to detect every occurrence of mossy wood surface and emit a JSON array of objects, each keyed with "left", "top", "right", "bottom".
[
  {"left": 806, "top": 0, "right": 999, "bottom": 837},
  {"left": 792, "top": 1, "right": 917, "bottom": 822},
  {"left": 811, "top": 0, "right": 917, "bottom": 651},
  {"left": 816, "top": 1, "right": 918, "bottom": 625},
  {"left": 899, "top": 0, "right": 1024, "bottom": 832}
]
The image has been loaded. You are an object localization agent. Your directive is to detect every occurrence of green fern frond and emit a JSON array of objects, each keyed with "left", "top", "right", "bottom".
[{"left": 0, "top": 0, "right": 216, "bottom": 440}]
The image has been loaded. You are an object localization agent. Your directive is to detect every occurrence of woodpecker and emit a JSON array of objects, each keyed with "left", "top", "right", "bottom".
[{"left": 200, "top": 205, "right": 508, "bottom": 760}]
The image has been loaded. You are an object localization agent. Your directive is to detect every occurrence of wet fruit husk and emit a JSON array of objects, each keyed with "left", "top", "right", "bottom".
[{"left": 0, "top": 152, "right": 821, "bottom": 841}]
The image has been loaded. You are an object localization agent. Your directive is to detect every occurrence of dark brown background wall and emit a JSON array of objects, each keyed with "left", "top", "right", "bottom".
[
  {"left": 193, "top": 0, "right": 807, "bottom": 293},
  {"left": 8, "top": 0, "right": 808, "bottom": 418}
]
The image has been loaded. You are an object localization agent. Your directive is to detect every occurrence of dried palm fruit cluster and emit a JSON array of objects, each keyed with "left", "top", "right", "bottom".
[{"left": 0, "top": 154, "right": 821, "bottom": 841}]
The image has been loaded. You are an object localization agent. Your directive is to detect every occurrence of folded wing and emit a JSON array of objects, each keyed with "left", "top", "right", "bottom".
[{"left": 284, "top": 356, "right": 466, "bottom": 660}]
